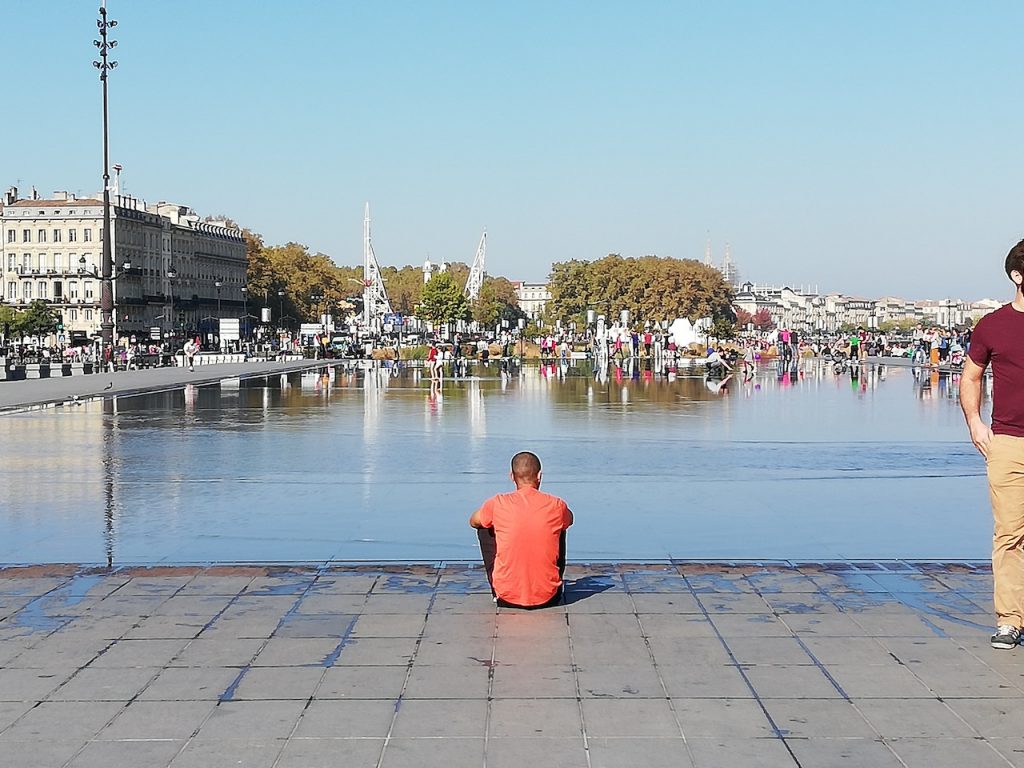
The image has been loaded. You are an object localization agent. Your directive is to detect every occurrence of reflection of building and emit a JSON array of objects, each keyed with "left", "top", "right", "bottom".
[
  {"left": 1, "top": 186, "right": 245, "bottom": 341},
  {"left": 513, "top": 281, "right": 550, "bottom": 319}
]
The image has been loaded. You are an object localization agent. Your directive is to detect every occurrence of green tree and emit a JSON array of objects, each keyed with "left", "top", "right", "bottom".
[
  {"left": 472, "top": 277, "right": 524, "bottom": 327},
  {"left": 419, "top": 271, "right": 469, "bottom": 327},
  {"left": 547, "top": 254, "right": 734, "bottom": 327},
  {"left": 0, "top": 305, "right": 21, "bottom": 339},
  {"left": 18, "top": 300, "right": 60, "bottom": 338}
]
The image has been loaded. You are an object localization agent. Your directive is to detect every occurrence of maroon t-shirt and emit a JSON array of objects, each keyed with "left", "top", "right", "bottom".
[{"left": 968, "top": 303, "right": 1024, "bottom": 437}]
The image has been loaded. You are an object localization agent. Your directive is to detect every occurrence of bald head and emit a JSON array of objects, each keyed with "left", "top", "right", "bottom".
[{"left": 511, "top": 451, "right": 542, "bottom": 488}]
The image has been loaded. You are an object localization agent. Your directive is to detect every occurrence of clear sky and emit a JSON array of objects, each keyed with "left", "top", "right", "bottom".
[{"left": 5, "top": 1, "right": 1022, "bottom": 300}]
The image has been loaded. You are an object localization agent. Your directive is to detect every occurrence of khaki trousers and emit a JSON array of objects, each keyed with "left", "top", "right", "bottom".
[{"left": 988, "top": 434, "right": 1024, "bottom": 626}]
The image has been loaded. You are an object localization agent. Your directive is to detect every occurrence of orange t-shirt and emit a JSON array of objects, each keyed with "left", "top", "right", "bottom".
[{"left": 475, "top": 486, "right": 572, "bottom": 606}]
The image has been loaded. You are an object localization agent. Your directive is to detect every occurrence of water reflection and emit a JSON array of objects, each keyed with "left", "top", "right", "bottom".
[{"left": 0, "top": 359, "right": 990, "bottom": 565}]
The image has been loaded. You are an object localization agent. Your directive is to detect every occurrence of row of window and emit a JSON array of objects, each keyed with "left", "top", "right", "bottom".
[
  {"left": 5, "top": 281, "right": 95, "bottom": 301},
  {"left": 6, "top": 228, "right": 97, "bottom": 243},
  {"left": 6, "top": 254, "right": 97, "bottom": 273}
]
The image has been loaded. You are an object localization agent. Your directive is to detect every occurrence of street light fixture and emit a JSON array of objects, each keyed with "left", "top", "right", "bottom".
[
  {"left": 277, "top": 289, "right": 285, "bottom": 328},
  {"left": 215, "top": 277, "right": 223, "bottom": 319},
  {"left": 78, "top": 255, "right": 131, "bottom": 337},
  {"left": 79, "top": 254, "right": 131, "bottom": 278},
  {"left": 92, "top": 1, "right": 118, "bottom": 350}
]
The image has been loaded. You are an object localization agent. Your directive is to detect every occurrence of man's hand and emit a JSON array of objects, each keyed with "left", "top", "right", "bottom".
[
  {"left": 960, "top": 357, "right": 990, "bottom": 458},
  {"left": 969, "top": 420, "right": 994, "bottom": 459}
]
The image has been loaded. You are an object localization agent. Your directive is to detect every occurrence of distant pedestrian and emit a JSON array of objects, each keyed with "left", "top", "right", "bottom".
[
  {"left": 742, "top": 342, "right": 756, "bottom": 377},
  {"left": 427, "top": 342, "right": 441, "bottom": 378},
  {"left": 960, "top": 239, "right": 1024, "bottom": 649},
  {"left": 183, "top": 338, "right": 199, "bottom": 372}
]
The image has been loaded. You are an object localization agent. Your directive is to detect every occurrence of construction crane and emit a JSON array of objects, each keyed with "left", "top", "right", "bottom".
[
  {"left": 464, "top": 230, "right": 487, "bottom": 301},
  {"left": 362, "top": 203, "right": 393, "bottom": 331}
]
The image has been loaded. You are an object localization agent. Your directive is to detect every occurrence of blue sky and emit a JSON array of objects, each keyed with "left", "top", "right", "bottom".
[{"left": 5, "top": 1, "right": 1022, "bottom": 300}]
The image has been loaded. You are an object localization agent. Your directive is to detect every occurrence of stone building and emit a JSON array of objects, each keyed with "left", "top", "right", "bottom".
[
  {"left": 513, "top": 281, "right": 550, "bottom": 320},
  {"left": 1, "top": 187, "right": 245, "bottom": 343}
]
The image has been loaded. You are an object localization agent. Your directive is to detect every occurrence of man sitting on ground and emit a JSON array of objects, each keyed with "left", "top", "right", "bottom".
[{"left": 470, "top": 452, "right": 573, "bottom": 609}]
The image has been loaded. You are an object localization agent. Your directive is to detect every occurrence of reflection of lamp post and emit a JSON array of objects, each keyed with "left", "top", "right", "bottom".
[
  {"left": 93, "top": 1, "right": 118, "bottom": 350},
  {"left": 166, "top": 267, "right": 177, "bottom": 337}
]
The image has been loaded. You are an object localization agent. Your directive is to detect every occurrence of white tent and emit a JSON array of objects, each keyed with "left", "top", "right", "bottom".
[{"left": 668, "top": 317, "right": 711, "bottom": 349}]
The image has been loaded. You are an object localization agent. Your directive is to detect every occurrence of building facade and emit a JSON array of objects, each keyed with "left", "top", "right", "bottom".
[
  {"left": 1, "top": 187, "right": 246, "bottom": 343},
  {"left": 513, "top": 281, "right": 550, "bottom": 320}
]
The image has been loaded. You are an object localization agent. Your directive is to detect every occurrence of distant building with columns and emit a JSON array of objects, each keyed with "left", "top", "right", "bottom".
[{"left": 1, "top": 186, "right": 245, "bottom": 343}]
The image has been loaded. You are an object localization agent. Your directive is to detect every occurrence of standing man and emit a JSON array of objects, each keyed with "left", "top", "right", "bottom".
[
  {"left": 470, "top": 452, "right": 573, "bottom": 609},
  {"left": 960, "top": 239, "right": 1024, "bottom": 649}
]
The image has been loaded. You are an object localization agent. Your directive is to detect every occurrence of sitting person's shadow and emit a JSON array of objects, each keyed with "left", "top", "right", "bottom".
[{"left": 562, "top": 575, "right": 617, "bottom": 605}]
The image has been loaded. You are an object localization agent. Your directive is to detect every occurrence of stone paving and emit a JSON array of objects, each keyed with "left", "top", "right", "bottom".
[{"left": 0, "top": 561, "right": 1019, "bottom": 768}]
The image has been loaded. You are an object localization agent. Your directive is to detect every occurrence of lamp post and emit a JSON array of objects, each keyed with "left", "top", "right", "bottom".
[
  {"left": 166, "top": 267, "right": 177, "bottom": 338},
  {"left": 240, "top": 286, "right": 248, "bottom": 340},
  {"left": 79, "top": 255, "right": 130, "bottom": 338},
  {"left": 311, "top": 293, "right": 324, "bottom": 330},
  {"left": 215, "top": 278, "right": 223, "bottom": 319},
  {"left": 277, "top": 289, "right": 285, "bottom": 328},
  {"left": 93, "top": 1, "right": 118, "bottom": 350}
]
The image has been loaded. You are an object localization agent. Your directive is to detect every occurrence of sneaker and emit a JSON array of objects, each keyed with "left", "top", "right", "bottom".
[{"left": 991, "top": 625, "right": 1021, "bottom": 649}]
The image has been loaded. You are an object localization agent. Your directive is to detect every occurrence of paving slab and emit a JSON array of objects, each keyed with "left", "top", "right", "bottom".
[{"left": 0, "top": 560, "right": 1013, "bottom": 767}]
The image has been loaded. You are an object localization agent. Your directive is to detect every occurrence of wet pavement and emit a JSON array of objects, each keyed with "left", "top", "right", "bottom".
[
  {"left": 0, "top": 561, "right": 1018, "bottom": 768},
  {"left": 0, "top": 358, "right": 347, "bottom": 412}
]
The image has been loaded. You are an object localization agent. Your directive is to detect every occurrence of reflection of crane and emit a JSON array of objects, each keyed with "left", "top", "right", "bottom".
[
  {"left": 363, "top": 203, "right": 393, "bottom": 330},
  {"left": 465, "top": 230, "right": 486, "bottom": 301}
]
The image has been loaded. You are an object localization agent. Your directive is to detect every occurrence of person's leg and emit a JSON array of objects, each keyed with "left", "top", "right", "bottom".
[
  {"left": 477, "top": 527, "right": 497, "bottom": 597},
  {"left": 558, "top": 530, "right": 567, "bottom": 582},
  {"left": 989, "top": 434, "right": 1024, "bottom": 640}
]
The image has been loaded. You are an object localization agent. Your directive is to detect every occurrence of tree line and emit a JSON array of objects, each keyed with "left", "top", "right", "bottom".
[
  {"left": 546, "top": 254, "right": 735, "bottom": 333},
  {"left": 244, "top": 229, "right": 524, "bottom": 328}
]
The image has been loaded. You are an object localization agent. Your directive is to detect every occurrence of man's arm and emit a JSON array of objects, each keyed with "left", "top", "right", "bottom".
[
  {"left": 959, "top": 357, "right": 992, "bottom": 458},
  {"left": 469, "top": 510, "right": 485, "bottom": 529}
]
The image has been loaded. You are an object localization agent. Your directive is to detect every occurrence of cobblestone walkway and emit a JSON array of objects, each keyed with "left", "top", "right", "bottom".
[{"left": 0, "top": 561, "right": 1019, "bottom": 767}]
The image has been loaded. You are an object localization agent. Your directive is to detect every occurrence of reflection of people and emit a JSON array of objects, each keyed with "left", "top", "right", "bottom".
[
  {"left": 705, "top": 374, "right": 732, "bottom": 394},
  {"left": 469, "top": 452, "right": 573, "bottom": 609},
  {"left": 961, "top": 239, "right": 1024, "bottom": 650}
]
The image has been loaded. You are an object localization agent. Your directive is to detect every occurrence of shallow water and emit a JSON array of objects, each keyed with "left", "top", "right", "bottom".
[{"left": 0, "top": 360, "right": 990, "bottom": 564}]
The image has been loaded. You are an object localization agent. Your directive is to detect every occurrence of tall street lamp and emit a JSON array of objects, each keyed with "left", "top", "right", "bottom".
[
  {"left": 79, "top": 255, "right": 130, "bottom": 337},
  {"left": 93, "top": 1, "right": 118, "bottom": 350},
  {"left": 278, "top": 289, "right": 285, "bottom": 328},
  {"left": 311, "top": 293, "right": 324, "bottom": 329},
  {"left": 240, "top": 286, "right": 248, "bottom": 340},
  {"left": 166, "top": 267, "right": 177, "bottom": 338},
  {"left": 215, "top": 277, "right": 223, "bottom": 319}
]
